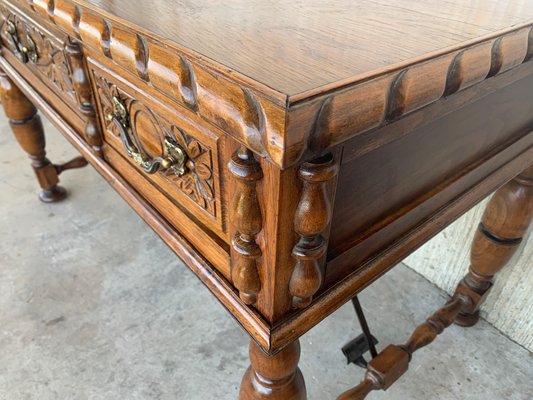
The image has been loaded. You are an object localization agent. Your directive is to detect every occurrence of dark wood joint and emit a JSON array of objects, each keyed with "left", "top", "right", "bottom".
[{"left": 34, "top": 161, "right": 60, "bottom": 189}]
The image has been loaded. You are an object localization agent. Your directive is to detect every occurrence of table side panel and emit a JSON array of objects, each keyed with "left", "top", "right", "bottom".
[{"left": 326, "top": 72, "right": 533, "bottom": 286}]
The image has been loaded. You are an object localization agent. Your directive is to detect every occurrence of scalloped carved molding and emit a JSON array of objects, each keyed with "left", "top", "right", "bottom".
[
  {"left": 3, "top": 1, "right": 533, "bottom": 169},
  {"left": 304, "top": 25, "right": 533, "bottom": 156}
]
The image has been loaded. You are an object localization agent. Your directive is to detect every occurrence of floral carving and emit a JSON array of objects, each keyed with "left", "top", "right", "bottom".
[
  {"left": 166, "top": 127, "right": 215, "bottom": 213},
  {"left": 94, "top": 72, "right": 216, "bottom": 216},
  {"left": 0, "top": 10, "right": 78, "bottom": 105}
]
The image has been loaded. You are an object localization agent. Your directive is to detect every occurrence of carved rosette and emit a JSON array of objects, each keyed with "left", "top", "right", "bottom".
[
  {"left": 290, "top": 154, "right": 338, "bottom": 309},
  {"left": 228, "top": 147, "right": 263, "bottom": 305}
]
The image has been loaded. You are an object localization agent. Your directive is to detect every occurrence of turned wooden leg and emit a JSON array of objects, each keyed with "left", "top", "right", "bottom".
[
  {"left": 240, "top": 339, "right": 307, "bottom": 400},
  {"left": 454, "top": 165, "right": 533, "bottom": 326},
  {"left": 0, "top": 70, "right": 67, "bottom": 202}
]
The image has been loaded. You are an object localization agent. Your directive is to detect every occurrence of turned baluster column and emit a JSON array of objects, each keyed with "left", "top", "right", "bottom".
[
  {"left": 0, "top": 69, "right": 66, "bottom": 202},
  {"left": 290, "top": 154, "right": 338, "bottom": 308},
  {"left": 234, "top": 149, "right": 307, "bottom": 399},
  {"left": 239, "top": 153, "right": 340, "bottom": 400},
  {"left": 228, "top": 146, "right": 263, "bottom": 305},
  {"left": 454, "top": 165, "right": 533, "bottom": 326}
]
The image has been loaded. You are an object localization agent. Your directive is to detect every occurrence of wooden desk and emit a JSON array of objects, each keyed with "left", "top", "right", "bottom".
[{"left": 0, "top": 1, "right": 532, "bottom": 398}]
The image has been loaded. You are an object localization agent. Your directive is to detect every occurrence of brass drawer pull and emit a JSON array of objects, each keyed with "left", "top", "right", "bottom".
[
  {"left": 5, "top": 20, "right": 38, "bottom": 64},
  {"left": 106, "top": 96, "right": 187, "bottom": 176}
]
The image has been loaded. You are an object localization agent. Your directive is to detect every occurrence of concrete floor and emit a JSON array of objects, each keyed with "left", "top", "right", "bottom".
[{"left": 0, "top": 115, "right": 532, "bottom": 400}]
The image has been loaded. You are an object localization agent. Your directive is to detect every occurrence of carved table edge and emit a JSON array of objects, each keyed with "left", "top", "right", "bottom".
[
  {"left": 3, "top": 1, "right": 532, "bottom": 169},
  {"left": 288, "top": 23, "right": 533, "bottom": 165}
]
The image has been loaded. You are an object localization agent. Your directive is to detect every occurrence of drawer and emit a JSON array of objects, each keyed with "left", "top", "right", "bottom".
[
  {"left": 89, "top": 61, "right": 227, "bottom": 241},
  {"left": 0, "top": 5, "right": 82, "bottom": 117}
]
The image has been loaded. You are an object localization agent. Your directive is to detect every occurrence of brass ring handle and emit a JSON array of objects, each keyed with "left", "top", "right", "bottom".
[
  {"left": 107, "top": 96, "right": 188, "bottom": 176},
  {"left": 5, "top": 20, "right": 38, "bottom": 64}
]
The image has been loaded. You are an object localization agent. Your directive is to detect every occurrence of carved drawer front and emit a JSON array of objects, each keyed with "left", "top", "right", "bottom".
[
  {"left": 90, "top": 63, "right": 225, "bottom": 237},
  {"left": 0, "top": 6, "right": 82, "bottom": 115}
]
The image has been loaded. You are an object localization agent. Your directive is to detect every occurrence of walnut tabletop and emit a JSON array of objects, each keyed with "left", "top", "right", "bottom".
[
  {"left": 83, "top": 0, "right": 533, "bottom": 96},
  {"left": 0, "top": 0, "right": 532, "bottom": 399}
]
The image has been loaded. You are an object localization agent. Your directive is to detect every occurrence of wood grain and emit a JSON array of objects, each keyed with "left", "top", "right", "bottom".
[
  {"left": 228, "top": 147, "right": 264, "bottom": 306},
  {"left": 89, "top": 61, "right": 226, "bottom": 237},
  {"left": 290, "top": 154, "right": 338, "bottom": 309},
  {"left": 2, "top": 4, "right": 533, "bottom": 399},
  {"left": 337, "top": 295, "right": 471, "bottom": 400},
  {"left": 405, "top": 200, "right": 533, "bottom": 350},
  {"left": 328, "top": 71, "right": 533, "bottom": 271},
  {"left": 338, "top": 166, "right": 533, "bottom": 398},
  {"left": 64, "top": 39, "right": 102, "bottom": 154},
  {"left": 270, "top": 138, "right": 533, "bottom": 353}
]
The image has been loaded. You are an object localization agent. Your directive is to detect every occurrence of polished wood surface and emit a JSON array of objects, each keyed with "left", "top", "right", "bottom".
[
  {"left": 455, "top": 165, "right": 533, "bottom": 326},
  {"left": 229, "top": 147, "right": 264, "bottom": 305},
  {"left": 290, "top": 154, "right": 338, "bottom": 309},
  {"left": 64, "top": 40, "right": 103, "bottom": 154},
  {"left": 240, "top": 339, "right": 306, "bottom": 400},
  {"left": 327, "top": 71, "right": 533, "bottom": 283},
  {"left": 1, "top": 0, "right": 532, "bottom": 398},
  {"left": 82, "top": 0, "right": 533, "bottom": 95}
]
